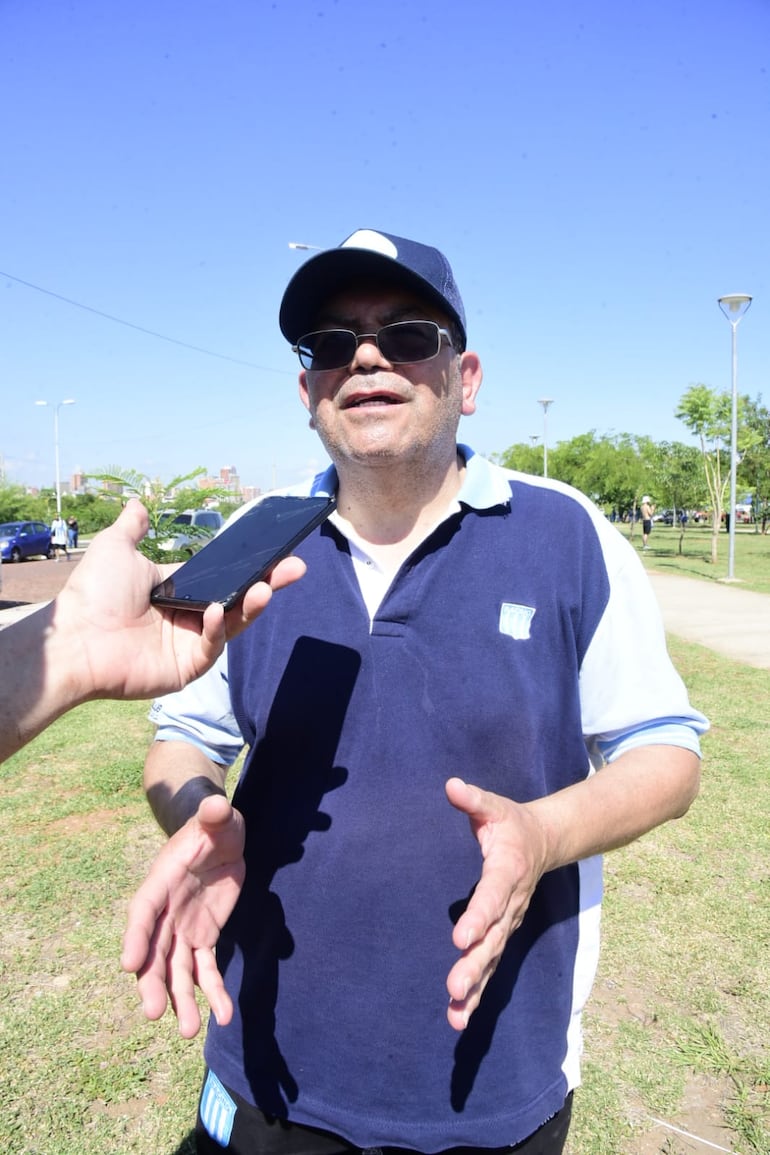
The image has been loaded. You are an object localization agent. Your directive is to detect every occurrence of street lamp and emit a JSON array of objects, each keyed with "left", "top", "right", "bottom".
[
  {"left": 35, "top": 399, "right": 76, "bottom": 516},
  {"left": 537, "top": 398, "right": 554, "bottom": 478},
  {"left": 717, "top": 294, "right": 752, "bottom": 581}
]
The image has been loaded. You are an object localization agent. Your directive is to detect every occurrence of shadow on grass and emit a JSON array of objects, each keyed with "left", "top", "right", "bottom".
[
  {"left": 168, "top": 1132, "right": 196, "bottom": 1155},
  {"left": 647, "top": 554, "right": 723, "bottom": 580}
]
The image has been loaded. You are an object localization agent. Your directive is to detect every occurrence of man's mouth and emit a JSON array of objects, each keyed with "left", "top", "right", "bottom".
[{"left": 344, "top": 392, "right": 404, "bottom": 409}]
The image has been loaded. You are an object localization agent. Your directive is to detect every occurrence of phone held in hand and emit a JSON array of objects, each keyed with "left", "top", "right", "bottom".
[{"left": 150, "top": 494, "right": 336, "bottom": 612}]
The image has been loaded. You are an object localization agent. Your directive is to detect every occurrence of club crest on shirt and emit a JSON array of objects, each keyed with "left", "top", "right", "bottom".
[{"left": 499, "top": 602, "right": 536, "bottom": 641}]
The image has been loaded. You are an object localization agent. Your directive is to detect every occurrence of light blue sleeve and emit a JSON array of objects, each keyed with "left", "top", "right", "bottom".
[
  {"left": 148, "top": 649, "right": 245, "bottom": 767},
  {"left": 592, "top": 719, "right": 706, "bottom": 765},
  {"left": 579, "top": 513, "right": 709, "bottom": 762}
]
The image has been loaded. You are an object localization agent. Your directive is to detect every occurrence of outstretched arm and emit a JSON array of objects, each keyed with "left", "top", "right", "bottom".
[
  {"left": 0, "top": 498, "right": 305, "bottom": 763},
  {"left": 444, "top": 744, "right": 700, "bottom": 1030}
]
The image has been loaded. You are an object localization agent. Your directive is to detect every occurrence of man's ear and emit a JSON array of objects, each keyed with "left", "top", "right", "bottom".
[
  {"left": 459, "top": 351, "right": 483, "bottom": 417},
  {"left": 298, "top": 372, "right": 316, "bottom": 429}
]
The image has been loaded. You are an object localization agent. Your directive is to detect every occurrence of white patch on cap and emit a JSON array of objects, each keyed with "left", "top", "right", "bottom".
[{"left": 341, "top": 229, "right": 398, "bottom": 258}]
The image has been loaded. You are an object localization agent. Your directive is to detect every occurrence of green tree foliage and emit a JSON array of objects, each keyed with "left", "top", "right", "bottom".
[
  {"left": 648, "top": 441, "right": 706, "bottom": 553},
  {"left": 675, "top": 384, "right": 738, "bottom": 563},
  {"left": 87, "top": 466, "right": 233, "bottom": 561},
  {"left": 496, "top": 431, "right": 671, "bottom": 529},
  {"left": 739, "top": 396, "right": 770, "bottom": 532},
  {"left": 0, "top": 483, "right": 36, "bottom": 523}
]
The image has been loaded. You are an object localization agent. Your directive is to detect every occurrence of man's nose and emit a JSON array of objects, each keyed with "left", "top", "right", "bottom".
[{"left": 349, "top": 333, "right": 392, "bottom": 371}]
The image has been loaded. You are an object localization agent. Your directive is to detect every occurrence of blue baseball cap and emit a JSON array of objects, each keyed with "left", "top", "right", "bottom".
[{"left": 279, "top": 228, "right": 467, "bottom": 349}]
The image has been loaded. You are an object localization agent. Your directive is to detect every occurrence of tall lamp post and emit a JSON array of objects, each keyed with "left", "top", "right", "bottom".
[
  {"left": 537, "top": 398, "right": 554, "bottom": 478},
  {"left": 717, "top": 294, "right": 752, "bottom": 581},
  {"left": 35, "top": 399, "right": 76, "bottom": 517}
]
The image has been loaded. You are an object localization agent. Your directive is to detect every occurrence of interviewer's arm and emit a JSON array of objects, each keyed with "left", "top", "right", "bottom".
[{"left": 0, "top": 499, "right": 304, "bottom": 765}]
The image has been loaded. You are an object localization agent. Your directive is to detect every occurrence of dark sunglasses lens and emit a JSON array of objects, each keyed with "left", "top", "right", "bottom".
[
  {"left": 378, "top": 321, "right": 439, "bottom": 363},
  {"left": 299, "top": 330, "right": 356, "bottom": 370}
]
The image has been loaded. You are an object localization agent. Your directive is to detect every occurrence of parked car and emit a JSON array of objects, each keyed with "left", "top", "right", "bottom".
[
  {"left": 157, "top": 508, "right": 224, "bottom": 554},
  {"left": 0, "top": 520, "right": 54, "bottom": 562}
]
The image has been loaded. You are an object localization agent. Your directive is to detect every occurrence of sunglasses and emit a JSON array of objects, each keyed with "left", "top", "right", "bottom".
[{"left": 293, "top": 320, "right": 453, "bottom": 372}]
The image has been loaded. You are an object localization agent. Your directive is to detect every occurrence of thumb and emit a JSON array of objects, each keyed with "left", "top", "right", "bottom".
[
  {"left": 196, "top": 793, "right": 234, "bottom": 830},
  {"left": 113, "top": 497, "right": 150, "bottom": 544},
  {"left": 445, "top": 776, "right": 480, "bottom": 814}
]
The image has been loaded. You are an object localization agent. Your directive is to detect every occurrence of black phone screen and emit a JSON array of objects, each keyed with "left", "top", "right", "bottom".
[{"left": 150, "top": 494, "right": 336, "bottom": 611}]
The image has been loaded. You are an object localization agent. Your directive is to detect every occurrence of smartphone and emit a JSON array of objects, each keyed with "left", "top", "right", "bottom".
[{"left": 150, "top": 494, "right": 336, "bottom": 611}]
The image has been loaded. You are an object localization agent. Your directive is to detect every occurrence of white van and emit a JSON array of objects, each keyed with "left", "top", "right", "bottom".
[{"left": 158, "top": 508, "right": 224, "bottom": 554}]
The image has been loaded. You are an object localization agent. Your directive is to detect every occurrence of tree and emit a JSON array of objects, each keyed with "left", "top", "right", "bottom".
[
  {"left": 739, "top": 396, "right": 770, "bottom": 533},
  {"left": 495, "top": 431, "right": 661, "bottom": 532},
  {"left": 87, "top": 466, "right": 233, "bottom": 561},
  {"left": 649, "top": 441, "right": 706, "bottom": 554},
  {"left": 675, "top": 384, "right": 735, "bottom": 564},
  {"left": 492, "top": 442, "right": 545, "bottom": 476}
]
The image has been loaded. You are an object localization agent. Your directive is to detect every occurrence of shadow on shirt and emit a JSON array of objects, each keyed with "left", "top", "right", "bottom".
[{"left": 215, "top": 636, "right": 362, "bottom": 1115}]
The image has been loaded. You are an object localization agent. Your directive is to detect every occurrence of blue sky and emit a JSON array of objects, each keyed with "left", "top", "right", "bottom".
[{"left": 2, "top": 0, "right": 768, "bottom": 495}]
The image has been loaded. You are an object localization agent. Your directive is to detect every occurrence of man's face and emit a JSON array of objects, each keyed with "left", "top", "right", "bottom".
[{"left": 298, "top": 286, "right": 481, "bottom": 472}]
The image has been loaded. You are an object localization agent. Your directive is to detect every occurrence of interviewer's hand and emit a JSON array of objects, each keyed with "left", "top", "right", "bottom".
[
  {"left": 121, "top": 794, "right": 246, "bottom": 1038},
  {"left": 56, "top": 498, "right": 306, "bottom": 701},
  {"left": 444, "top": 777, "right": 548, "bottom": 1031}
]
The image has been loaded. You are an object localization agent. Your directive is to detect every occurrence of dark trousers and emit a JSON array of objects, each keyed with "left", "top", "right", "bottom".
[{"left": 194, "top": 1074, "right": 572, "bottom": 1155}]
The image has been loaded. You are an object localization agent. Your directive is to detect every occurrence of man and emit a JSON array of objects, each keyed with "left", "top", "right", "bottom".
[
  {"left": 123, "top": 230, "right": 707, "bottom": 1154},
  {"left": 0, "top": 498, "right": 304, "bottom": 765},
  {"left": 641, "top": 495, "right": 655, "bottom": 550}
]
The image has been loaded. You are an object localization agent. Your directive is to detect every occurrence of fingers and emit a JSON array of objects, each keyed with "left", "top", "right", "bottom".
[
  {"left": 266, "top": 555, "right": 307, "bottom": 591},
  {"left": 223, "top": 556, "right": 307, "bottom": 641},
  {"left": 122, "top": 799, "right": 244, "bottom": 1034},
  {"left": 121, "top": 877, "right": 171, "bottom": 975},
  {"left": 200, "top": 600, "right": 227, "bottom": 662},
  {"left": 444, "top": 778, "right": 544, "bottom": 1032},
  {"left": 194, "top": 946, "right": 234, "bottom": 1028},
  {"left": 446, "top": 873, "right": 514, "bottom": 1031},
  {"left": 166, "top": 935, "right": 203, "bottom": 1039}
]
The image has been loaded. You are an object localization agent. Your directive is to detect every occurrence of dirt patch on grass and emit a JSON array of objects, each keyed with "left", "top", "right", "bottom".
[{"left": 588, "top": 971, "right": 743, "bottom": 1152}]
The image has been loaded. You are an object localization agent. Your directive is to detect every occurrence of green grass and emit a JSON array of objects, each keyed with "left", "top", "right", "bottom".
[
  {"left": 619, "top": 522, "right": 770, "bottom": 594},
  {"left": 1, "top": 648, "right": 768, "bottom": 1153},
  {"left": 569, "top": 637, "right": 770, "bottom": 1153}
]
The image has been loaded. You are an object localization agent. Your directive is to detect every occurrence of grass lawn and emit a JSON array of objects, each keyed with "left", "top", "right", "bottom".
[
  {"left": 0, "top": 638, "right": 768, "bottom": 1153},
  {"left": 619, "top": 522, "right": 770, "bottom": 595}
]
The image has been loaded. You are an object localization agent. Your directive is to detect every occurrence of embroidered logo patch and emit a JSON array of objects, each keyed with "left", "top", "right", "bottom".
[
  {"left": 499, "top": 602, "right": 536, "bottom": 640},
  {"left": 200, "top": 1069, "right": 236, "bottom": 1148}
]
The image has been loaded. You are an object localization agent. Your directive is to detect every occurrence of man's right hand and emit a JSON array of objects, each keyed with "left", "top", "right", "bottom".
[{"left": 121, "top": 794, "right": 246, "bottom": 1038}]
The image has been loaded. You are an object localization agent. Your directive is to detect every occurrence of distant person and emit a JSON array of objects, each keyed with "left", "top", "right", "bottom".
[
  {"left": 50, "top": 514, "right": 69, "bottom": 560},
  {"left": 0, "top": 499, "right": 305, "bottom": 766},
  {"left": 123, "top": 228, "right": 707, "bottom": 1155},
  {"left": 67, "top": 516, "right": 79, "bottom": 549},
  {"left": 641, "top": 495, "right": 655, "bottom": 550}
]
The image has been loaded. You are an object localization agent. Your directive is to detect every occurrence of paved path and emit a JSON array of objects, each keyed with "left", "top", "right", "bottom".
[
  {"left": 2, "top": 556, "right": 770, "bottom": 670},
  {"left": 648, "top": 571, "right": 770, "bottom": 669}
]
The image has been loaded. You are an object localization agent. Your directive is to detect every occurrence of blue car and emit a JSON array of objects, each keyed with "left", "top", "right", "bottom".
[{"left": 0, "top": 521, "right": 54, "bottom": 562}]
